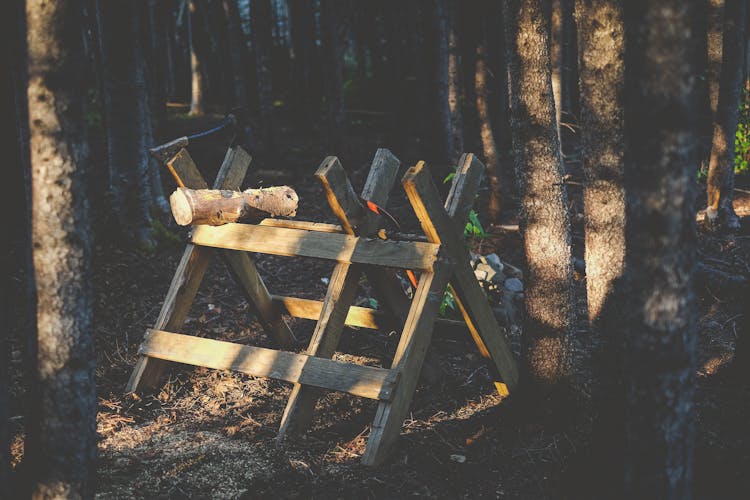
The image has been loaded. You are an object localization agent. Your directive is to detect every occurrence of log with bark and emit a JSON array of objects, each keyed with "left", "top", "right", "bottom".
[{"left": 170, "top": 186, "right": 299, "bottom": 226}]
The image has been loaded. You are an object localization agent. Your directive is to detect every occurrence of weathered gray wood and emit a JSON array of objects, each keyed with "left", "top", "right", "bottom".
[
  {"left": 141, "top": 329, "right": 398, "bottom": 400},
  {"left": 191, "top": 224, "right": 440, "bottom": 271}
]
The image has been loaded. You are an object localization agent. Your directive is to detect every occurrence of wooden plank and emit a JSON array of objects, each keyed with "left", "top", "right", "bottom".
[
  {"left": 278, "top": 150, "right": 403, "bottom": 440},
  {"left": 259, "top": 219, "right": 342, "bottom": 233},
  {"left": 270, "top": 295, "right": 468, "bottom": 333},
  {"left": 168, "top": 148, "right": 209, "bottom": 189},
  {"left": 141, "top": 330, "right": 398, "bottom": 401},
  {"left": 214, "top": 146, "right": 251, "bottom": 190},
  {"left": 403, "top": 160, "right": 519, "bottom": 391},
  {"left": 362, "top": 261, "right": 453, "bottom": 465},
  {"left": 191, "top": 224, "right": 440, "bottom": 271}
]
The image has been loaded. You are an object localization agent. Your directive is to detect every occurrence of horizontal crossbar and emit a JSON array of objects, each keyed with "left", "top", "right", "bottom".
[
  {"left": 191, "top": 223, "right": 440, "bottom": 271},
  {"left": 270, "top": 295, "right": 468, "bottom": 333},
  {"left": 140, "top": 329, "right": 398, "bottom": 400}
]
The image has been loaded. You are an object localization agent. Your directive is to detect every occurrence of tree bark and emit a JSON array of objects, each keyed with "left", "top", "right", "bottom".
[
  {"left": 706, "top": 0, "right": 747, "bottom": 230},
  {"left": 289, "top": 0, "right": 317, "bottom": 128},
  {"left": 573, "top": 1, "right": 626, "bottom": 494},
  {"left": 252, "top": 0, "right": 275, "bottom": 152},
  {"left": 188, "top": 0, "right": 206, "bottom": 116},
  {"left": 26, "top": 0, "right": 97, "bottom": 497},
  {"left": 621, "top": 1, "right": 702, "bottom": 495},
  {"left": 474, "top": 17, "right": 503, "bottom": 221},
  {"left": 502, "top": 0, "right": 576, "bottom": 394},
  {"left": 98, "top": 0, "right": 161, "bottom": 245},
  {"left": 170, "top": 186, "right": 299, "bottom": 225},
  {"left": 320, "top": 0, "right": 347, "bottom": 152},
  {"left": 427, "top": 0, "right": 453, "bottom": 168},
  {"left": 222, "top": 0, "right": 253, "bottom": 148},
  {"left": 447, "top": 0, "right": 463, "bottom": 164}
]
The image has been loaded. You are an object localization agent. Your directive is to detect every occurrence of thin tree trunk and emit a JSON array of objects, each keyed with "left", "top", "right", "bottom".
[
  {"left": 289, "top": 0, "right": 316, "bottom": 128},
  {"left": 622, "top": 1, "right": 702, "bottom": 495},
  {"left": 98, "top": 0, "right": 158, "bottom": 245},
  {"left": 559, "top": 0, "right": 579, "bottom": 161},
  {"left": 320, "top": 0, "right": 346, "bottom": 152},
  {"left": 706, "top": 0, "right": 746, "bottom": 230},
  {"left": 188, "top": 0, "right": 206, "bottom": 116},
  {"left": 502, "top": 0, "right": 575, "bottom": 395},
  {"left": 430, "top": 0, "right": 453, "bottom": 168},
  {"left": 223, "top": 0, "right": 253, "bottom": 148},
  {"left": 252, "top": 0, "right": 275, "bottom": 152},
  {"left": 26, "top": 0, "right": 96, "bottom": 497},
  {"left": 447, "top": 0, "right": 463, "bottom": 164},
  {"left": 474, "top": 18, "right": 503, "bottom": 221}
]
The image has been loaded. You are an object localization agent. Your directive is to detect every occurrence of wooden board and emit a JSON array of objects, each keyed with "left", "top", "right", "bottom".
[
  {"left": 191, "top": 223, "right": 440, "bottom": 271},
  {"left": 141, "top": 330, "right": 398, "bottom": 401}
]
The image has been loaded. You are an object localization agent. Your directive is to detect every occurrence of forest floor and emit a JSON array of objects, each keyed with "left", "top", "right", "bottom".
[{"left": 8, "top": 109, "right": 750, "bottom": 498}]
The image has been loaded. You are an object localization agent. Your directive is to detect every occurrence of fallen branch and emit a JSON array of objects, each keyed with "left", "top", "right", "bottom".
[{"left": 170, "top": 186, "right": 299, "bottom": 226}]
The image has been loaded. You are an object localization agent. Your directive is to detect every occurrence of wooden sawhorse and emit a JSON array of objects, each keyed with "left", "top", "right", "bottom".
[{"left": 126, "top": 146, "right": 518, "bottom": 465}]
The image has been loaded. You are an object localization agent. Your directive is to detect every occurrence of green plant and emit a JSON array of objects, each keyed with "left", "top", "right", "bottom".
[{"left": 735, "top": 90, "right": 750, "bottom": 175}]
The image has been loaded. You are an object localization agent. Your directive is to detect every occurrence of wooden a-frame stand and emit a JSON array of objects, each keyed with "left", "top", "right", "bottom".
[{"left": 126, "top": 145, "right": 519, "bottom": 465}]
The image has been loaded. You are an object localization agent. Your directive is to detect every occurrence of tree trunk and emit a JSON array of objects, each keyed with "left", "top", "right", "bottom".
[
  {"left": 98, "top": 0, "right": 159, "bottom": 246},
  {"left": 573, "top": 0, "right": 626, "bottom": 494},
  {"left": 170, "top": 186, "right": 299, "bottom": 225},
  {"left": 223, "top": 0, "right": 253, "bottom": 148},
  {"left": 621, "top": 1, "right": 702, "bottom": 495},
  {"left": 289, "top": 0, "right": 316, "bottom": 128},
  {"left": 447, "top": 0, "right": 463, "bottom": 164},
  {"left": 252, "top": 0, "right": 275, "bottom": 152},
  {"left": 706, "top": 0, "right": 746, "bottom": 230},
  {"left": 474, "top": 17, "right": 503, "bottom": 221},
  {"left": 703, "top": 0, "right": 725, "bottom": 170},
  {"left": 502, "top": 0, "right": 575, "bottom": 395},
  {"left": 427, "top": 0, "right": 453, "bottom": 169},
  {"left": 558, "top": 0, "right": 579, "bottom": 162},
  {"left": 26, "top": 0, "right": 97, "bottom": 497},
  {"left": 188, "top": 0, "right": 206, "bottom": 116},
  {"left": 320, "top": 0, "right": 346, "bottom": 152}
]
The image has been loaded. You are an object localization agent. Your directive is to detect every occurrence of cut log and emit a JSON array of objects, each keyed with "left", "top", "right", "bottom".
[{"left": 170, "top": 186, "right": 298, "bottom": 226}]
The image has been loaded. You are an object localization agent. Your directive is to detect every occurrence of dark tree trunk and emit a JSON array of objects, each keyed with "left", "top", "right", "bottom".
[
  {"left": 502, "top": 0, "right": 576, "bottom": 395},
  {"left": 98, "top": 0, "right": 160, "bottom": 245},
  {"left": 26, "top": 0, "right": 97, "bottom": 497},
  {"left": 703, "top": 0, "right": 725, "bottom": 170},
  {"left": 289, "top": 0, "right": 316, "bottom": 128},
  {"left": 621, "top": 0, "right": 703, "bottom": 495},
  {"left": 223, "top": 0, "right": 253, "bottom": 148},
  {"left": 473, "top": 14, "right": 503, "bottom": 221},
  {"left": 706, "top": 0, "right": 746, "bottom": 230},
  {"left": 574, "top": 0, "right": 626, "bottom": 494},
  {"left": 426, "top": 0, "right": 453, "bottom": 168},
  {"left": 558, "top": 0, "right": 579, "bottom": 161},
  {"left": 252, "top": 0, "right": 275, "bottom": 152},
  {"left": 146, "top": 0, "right": 169, "bottom": 139},
  {"left": 320, "top": 0, "right": 347, "bottom": 152},
  {"left": 447, "top": 0, "right": 463, "bottom": 164},
  {"left": 188, "top": 0, "right": 207, "bottom": 116}
]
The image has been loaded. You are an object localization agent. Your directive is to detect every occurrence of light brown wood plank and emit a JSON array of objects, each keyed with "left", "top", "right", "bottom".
[
  {"left": 259, "top": 219, "right": 343, "bottom": 233},
  {"left": 141, "top": 330, "right": 398, "bottom": 401},
  {"left": 167, "top": 148, "right": 209, "bottom": 189},
  {"left": 191, "top": 223, "right": 440, "bottom": 271}
]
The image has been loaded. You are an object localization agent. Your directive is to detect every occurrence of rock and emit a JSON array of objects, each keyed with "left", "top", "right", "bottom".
[
  {"left": 483, "top": 253, "right": 504, "bottom": 273},
  {"left": 474, "top": 269, "right": 489, "bottom": 281},
  {"left": 504, "top": 277, "right": 523, "bottom": 293},
  {"left": 475, "top": 263, "right": 497, "bottom": 282},
  {"left": 450, "top": 454, "right": 466, "bottom": 464},
  {"left": 502, "top": 261, "right": 524, "bottom": 279}
]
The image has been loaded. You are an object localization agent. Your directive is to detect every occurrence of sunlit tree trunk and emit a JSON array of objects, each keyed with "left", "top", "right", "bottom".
[
  {"left": 98, "top": 0, "right": 160, "bottom": 245},
  {"left": 574, "top": 0, "right": 626, "bottom": 493},
  {"left": 252, "top": 0, "right": 275, "bottom": 152},
  {"left": 502, "top": 0, "right": 576, "bottom": 396},
  {"left": 706, "top": 0, "right": 746, "bottom": 230},
  {"left": 622, "top": 0, "right": 702, "bottom": 495},
  {"left": 474, "top": 16, "right": 503, "bottom": 221},
  {"left": 26, "top": 0, "right": 97, "bottom": 497},
  {"left": 188, "top": 0, "right": 206, "bottom": 116},
  {"left": 320, "top": 0, "right": 346, "bottom": 151}
]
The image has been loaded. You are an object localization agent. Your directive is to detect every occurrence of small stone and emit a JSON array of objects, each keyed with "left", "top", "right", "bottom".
[
  {"left": 320, "top": 277, "right": 329, "bottom": 285},
  {"left": 450, "top": 454, "right": 466, "bottom": 463},
  {"left": 483, "top": 253, "right": 504, "bottom": 273},
  {"left": 474, "top": 269, "right": 489, "bottom": 281},
  {"left": 504, "top": 277, "right": 523, "bottom": 293}
]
